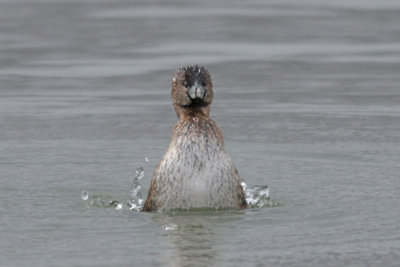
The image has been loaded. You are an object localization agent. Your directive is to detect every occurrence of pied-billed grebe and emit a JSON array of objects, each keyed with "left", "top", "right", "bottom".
[{"left": 143, "top": 65, "right": 247, "bottom": 211}]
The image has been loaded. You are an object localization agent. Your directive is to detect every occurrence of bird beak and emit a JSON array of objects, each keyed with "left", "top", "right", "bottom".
[{"left": 188, "top": 83, "right": 205, "bottom": 100}]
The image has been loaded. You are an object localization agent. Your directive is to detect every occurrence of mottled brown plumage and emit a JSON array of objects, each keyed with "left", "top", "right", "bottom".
[{"left": 143, "top": 65, "right": 247, "bottom": 212}]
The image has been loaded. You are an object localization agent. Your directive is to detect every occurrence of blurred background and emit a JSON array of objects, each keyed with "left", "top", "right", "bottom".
[{"left": 1, "top": 0, "right": 400, "bottom": 266}]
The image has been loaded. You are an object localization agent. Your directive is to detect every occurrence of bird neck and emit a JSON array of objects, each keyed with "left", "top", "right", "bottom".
[{"left": 175, "top": 105, "right": 210, "bottom": 120}]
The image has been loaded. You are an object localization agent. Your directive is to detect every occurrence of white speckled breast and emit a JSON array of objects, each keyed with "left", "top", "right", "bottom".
[{"left": 147, "top": 117, "right": 245, "bottom": 211}]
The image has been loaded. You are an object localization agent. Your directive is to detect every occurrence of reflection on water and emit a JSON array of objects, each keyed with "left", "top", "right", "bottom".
[
  {"left": 152, "top": 211, "right": 244, "bottom": 267},
  {"left": 80, "top": 187, "right": 249, "bottom": 266}
]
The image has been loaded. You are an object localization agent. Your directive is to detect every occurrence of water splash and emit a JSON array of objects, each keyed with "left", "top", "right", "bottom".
[
  {"left": 81, "top": 193, "right": 123, "bottom": 209},
  {"left": 81, "top": 165, "right": 277, "bottom": 211},
  {"left": 242, "top": 182, "right": 278, "bottom": 208},
  {"left": 144, "top": 156, "right": 150, "bottom": 163},
  {"left": 127, "top": 166, "right": 145, "bottom": 211},
  {"left": 81, "top": 164, "right": 146, "bottom": 211}
]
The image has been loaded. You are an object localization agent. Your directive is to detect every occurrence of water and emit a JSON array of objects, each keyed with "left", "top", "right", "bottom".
[{"left": 1, "top": 0, "right": 400, "bottom": 266}]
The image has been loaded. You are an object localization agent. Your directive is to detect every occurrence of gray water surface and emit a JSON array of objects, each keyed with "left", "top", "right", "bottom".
[{"left": 1, "top": 0, "right": 400, "bottom": 266}]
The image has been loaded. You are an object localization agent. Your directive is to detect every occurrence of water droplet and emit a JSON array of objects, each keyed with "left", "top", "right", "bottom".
[
  {"left": 163, "top": 223, "right": 178, "bottom": 231},
  {"left": 115, "top": 202, "right": 123, "bottom": 210},
  {"left": 127, "top": 201, "right": 138, "bottom": 211},
  {"left": 134, "top": 166, "right": 144, "bottom": 181},
  {"left": 131, "top": 186, "right": 141, "bottom": 196},
  {"left": 144, "top": 156, "right": 150, "bottom": 162},
  {"left": 135, "top": 166, "right": 144, "bottom": 175},
  {"left": 81, "top": 190, "right": 89, "bottom": 201}
]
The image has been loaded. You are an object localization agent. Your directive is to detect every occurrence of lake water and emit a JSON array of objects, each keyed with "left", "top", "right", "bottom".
[{"left": 1, "top": 0, "right": 400, "bottom": 266}]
